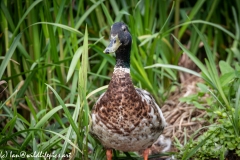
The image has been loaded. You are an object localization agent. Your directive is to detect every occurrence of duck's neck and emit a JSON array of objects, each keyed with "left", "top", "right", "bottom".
[
  {"left": 108, "top": 45, "right": 135, "bottom": 98},
  {"left": 115, "top": 46, "right": 131, "bottom": 68}
]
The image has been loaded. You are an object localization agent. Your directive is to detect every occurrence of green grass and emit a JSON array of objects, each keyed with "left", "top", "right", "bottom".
[{"left": 0, "top": 0, "right": 240, "bottom": 159}]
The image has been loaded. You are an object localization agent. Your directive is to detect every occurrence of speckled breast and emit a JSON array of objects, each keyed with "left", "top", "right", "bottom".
[{"left": 90, "top": 68, "right": 166, "bottom": 152}]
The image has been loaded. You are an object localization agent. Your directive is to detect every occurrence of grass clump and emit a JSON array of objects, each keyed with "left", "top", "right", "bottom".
[{"left": 0, "top": 0, "right": 240, "bottom": 159}]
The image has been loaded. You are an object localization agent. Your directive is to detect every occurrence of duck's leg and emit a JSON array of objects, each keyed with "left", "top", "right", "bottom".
[
  {"left": 106, "top": 149, "right": 112, "bottom": 160},
  {"left": 143, "top": 149, "right": 149, "bottom": 160}
]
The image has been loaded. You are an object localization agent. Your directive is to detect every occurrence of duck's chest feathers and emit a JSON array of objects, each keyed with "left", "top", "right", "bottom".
[
  {"left": 93, "top": 68, "right": 159, "bottom": 133},
  {"left": 97, "top": 69, "right": 141, "bottom": 127}
]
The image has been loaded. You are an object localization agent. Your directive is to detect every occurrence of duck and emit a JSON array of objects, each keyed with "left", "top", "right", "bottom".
[{"left": 90, "top": 22, "right": 166, "bottom": 160}]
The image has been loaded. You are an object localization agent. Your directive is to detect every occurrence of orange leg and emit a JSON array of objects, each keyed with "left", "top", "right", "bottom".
[
  {"left": 143, "top": 149, "right": 149, "bottom": 160},
  {"left": 106, "top": 149, "right": 112, "bottom": 160}
]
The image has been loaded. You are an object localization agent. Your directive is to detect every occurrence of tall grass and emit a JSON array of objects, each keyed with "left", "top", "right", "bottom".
[{"left": 0, "top": 0, "right": 239, "bottom": 159}]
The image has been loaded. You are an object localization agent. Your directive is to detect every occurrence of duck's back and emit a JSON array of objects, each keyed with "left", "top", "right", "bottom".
[{"left": 90, "top": 68, "right": 166, "bottom": 152}]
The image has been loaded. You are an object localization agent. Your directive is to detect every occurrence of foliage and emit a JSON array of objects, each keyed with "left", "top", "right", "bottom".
[
  {"left": 0, "top": 0, "right": 240, "bottom": 160},
  {"left": 178, "top": 121, "right": 240, "bottom": 159},
  {"left": 174, "top": 21, "right": 240, "bottom": 159},
  {"left": 176, "top": 93, "right": 240, "bottom": 159}
]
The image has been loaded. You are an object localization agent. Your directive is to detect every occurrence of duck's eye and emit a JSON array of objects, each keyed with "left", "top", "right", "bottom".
[{"left": 122, "top": 26, "right": 126, "bottom": 32}]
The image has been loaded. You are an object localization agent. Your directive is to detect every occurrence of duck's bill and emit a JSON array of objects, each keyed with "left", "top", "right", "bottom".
[{"left": 104, "top": 34, "right": 122, "bottom": 54}]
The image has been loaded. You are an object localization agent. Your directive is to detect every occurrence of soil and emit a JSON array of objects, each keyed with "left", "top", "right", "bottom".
[{"left": 225, "top": 150, "right": 240, "bottom": 160}]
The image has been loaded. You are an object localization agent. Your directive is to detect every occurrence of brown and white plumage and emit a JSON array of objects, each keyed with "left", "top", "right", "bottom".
[{"left": 90, "top": 22, "right": 166, "bottom": 160}]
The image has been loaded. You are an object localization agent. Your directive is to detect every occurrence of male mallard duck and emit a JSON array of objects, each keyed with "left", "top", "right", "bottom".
[{"left": 90, "top": 22, "right": 166, "bottom": 160}]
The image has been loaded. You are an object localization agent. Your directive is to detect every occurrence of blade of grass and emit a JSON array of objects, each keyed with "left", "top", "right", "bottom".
[
  {"left": 79, "top": 26, "right": 88, "bottom": 97},
  {"left": 78, "top": 25, "right": 89, "bottom": 159},
  {"left": 101, "top": 3, "right": 113, "bottom": 25},
  {"left": 0, "top": 89, "right": 18, "bottom": 109},
  {"left": 0, "top": 0, "right": 15, "bottom": 31},
  {"left": 86, "top": 85, "right": 108, "bottom": 100},
  {"left": 1, "top": 128, "right": 81, "bottom": 153},
  {"left": 75, "top": 0, "right": 104, "bottom": 29},
  {"left": 2, "top": 115, "right": 17, "bottom": 134},
  {"left": 171, "top": 34, "right": 210, "bottom": 81},
  {"left": 10, "top": 0, "right": 42, "bottom": 43},
  {"left": 182, "top": 129, "right": 218, "bottom": 159},
  {"left": 30, "top": 22, "right": 83, "bottom": 36},
  {"left": 0, "top": 33, "right": 22, "bottom": 79},
  {"left": 192, "top": 24, "right": 230, "bottom": 109},
  {"left": 32, "top": 138, "right": 39, "bottom": 160},
  {"left": 60, "top": 96, "right": 81, "bottom": 159},
  {"left": 178, "top": 0, "right": 206, "bottom": 38},
  {"left": 20, "top": 101, "right": 78, "bottom": 151},
  {"left": 67, "top": 46, "right": 83, "bottom": 82},
  {"left": 46, "top": 84, "right": 80, "bottom": 135},
  {"left": 145, "top": 64, "right": 201, "bottom": 78}
]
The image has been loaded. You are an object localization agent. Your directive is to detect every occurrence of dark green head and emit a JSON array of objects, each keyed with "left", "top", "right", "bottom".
[{"left": 104, "top": 22, "right": 132, "bottom": 68}]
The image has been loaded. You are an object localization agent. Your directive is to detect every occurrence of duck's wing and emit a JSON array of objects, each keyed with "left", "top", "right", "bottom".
[
  {"left": 135, "top": 88, "right": 167, "bottom": 130},
  {"left": 91, "top": 92, "right": 105, "bottom": 111}
]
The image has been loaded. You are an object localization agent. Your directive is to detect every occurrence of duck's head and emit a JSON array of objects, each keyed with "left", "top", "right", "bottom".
[{"left": 104, "top": 22, "right": 132, "bottom": 54}]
